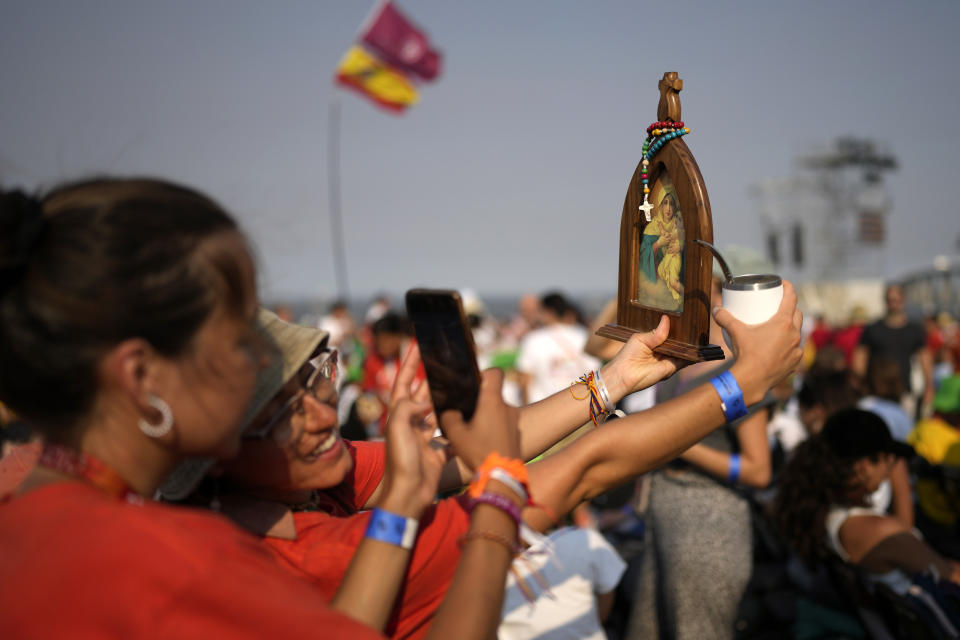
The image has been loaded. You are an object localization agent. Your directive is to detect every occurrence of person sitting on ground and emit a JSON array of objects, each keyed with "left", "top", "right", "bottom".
[
  {"left": 774, "top": 408, "right": 960, "bottom": 596},
  {"left": 170, "top": 286, "right": 802, "bottom": 639},
  {"left": 797, "top": 371, "right": 913, "bottom": 527}
]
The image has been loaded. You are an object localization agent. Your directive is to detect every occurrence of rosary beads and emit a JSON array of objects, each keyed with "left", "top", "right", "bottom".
[{"left": 639, "top": 121, "right": 690, "bottom": 221}]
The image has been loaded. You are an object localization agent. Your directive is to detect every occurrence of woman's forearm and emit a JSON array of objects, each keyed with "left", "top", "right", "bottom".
[
  {"left": 678, "top": 444, "right": 768, "bottom": 488},
  {"left": 512, "top": 347, "right": 669, "bottom": 462},
  {"left": 439, "top": 359, "right": 656, "bottom": 491},
  {"left": 330, "top": 535, "right": 413, "bottom": 629},
  {"left": 426, "top": 482, "right": 520, "bottom": 640},
  {"left": 331, "top": 489, "right": 425, "bottom": 630},
  {"left": 679, "top": 411, "right": 771, "bottom": 488},
  {"left": 524, "top": 364, "right": 765, "bottom": 531}
]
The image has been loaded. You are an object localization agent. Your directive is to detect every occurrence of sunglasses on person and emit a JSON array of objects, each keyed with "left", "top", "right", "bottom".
[{"left": 244, "top": 349, "right": 340, "bottom": 440}]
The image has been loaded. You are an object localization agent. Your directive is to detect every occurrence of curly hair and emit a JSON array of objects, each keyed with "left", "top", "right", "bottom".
[{"left": 772, "top": 435, "right": 870, "bottom": 566}]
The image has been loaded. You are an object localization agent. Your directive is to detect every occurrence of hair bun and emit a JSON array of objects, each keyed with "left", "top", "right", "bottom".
[{"left": 0, "top": 189, "right": 45, "bottom": 294}]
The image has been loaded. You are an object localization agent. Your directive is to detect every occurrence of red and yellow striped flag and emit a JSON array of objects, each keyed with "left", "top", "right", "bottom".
[{"left": 334, "top": 45, "right": 419, "bottom": 113}]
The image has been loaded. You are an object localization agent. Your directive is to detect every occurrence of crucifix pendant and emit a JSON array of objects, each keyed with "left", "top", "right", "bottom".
[{"left": 638, "top": 196, "right": 653, "bottom": 222}]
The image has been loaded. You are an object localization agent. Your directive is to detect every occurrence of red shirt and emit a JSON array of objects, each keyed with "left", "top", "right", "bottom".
[
  {"left": 262, "top": 441, "right": 471, "bottom": 640},
  {"left": 0, "top": 482, "right": 383, "bottom": 640},
  {"left": 361, "top": 343, "right": 426, "bottom": 433},
  {"left": 0, "top": 441, "right": 40, "bottom": 497},
  {"left": 832, "top": 324, "right": 864, "bottom": 367}
]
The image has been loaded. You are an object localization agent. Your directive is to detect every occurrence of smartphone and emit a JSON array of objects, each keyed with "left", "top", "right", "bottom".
[{"left": 405, "top": 289, "right": 482, "bottom": 422}]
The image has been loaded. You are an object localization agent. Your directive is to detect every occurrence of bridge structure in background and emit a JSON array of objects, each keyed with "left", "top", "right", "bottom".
[{"left": 900, "top": 257, "right": 960, "bottom": 320}]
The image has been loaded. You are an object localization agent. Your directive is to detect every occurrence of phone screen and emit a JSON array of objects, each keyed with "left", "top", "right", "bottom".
[{"left": 405, "top": 289, "right": 481, "bottom": 422}]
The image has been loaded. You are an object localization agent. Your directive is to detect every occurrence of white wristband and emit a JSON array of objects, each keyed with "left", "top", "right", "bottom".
[
  {"left": 488, "top": 468, "right": 528, "bottom": 503},
  {"left": 593, "top": 369, "right": 616, "bottom": 413}
]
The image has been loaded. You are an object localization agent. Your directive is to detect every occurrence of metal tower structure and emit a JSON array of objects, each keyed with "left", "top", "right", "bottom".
[{"left": 751, "top": 137, "right": 898, "bottom": 284}]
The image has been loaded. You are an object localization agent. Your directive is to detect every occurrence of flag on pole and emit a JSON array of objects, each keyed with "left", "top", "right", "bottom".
[
  {"left": 360, "top": 0, "right": 441, "bottom": 81},
  {"left": 334, "top": 0, "right": 442, "bottom": 114},
  {"left": 335, "top": 45, "right": 419, "bottom": 113}
]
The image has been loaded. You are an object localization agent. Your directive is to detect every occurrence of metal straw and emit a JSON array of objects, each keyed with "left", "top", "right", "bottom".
[{"left": 695, "top": 239, "right": 734, "bottom": 283}]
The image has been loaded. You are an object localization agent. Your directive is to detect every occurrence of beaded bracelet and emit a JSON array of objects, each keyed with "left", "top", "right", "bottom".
[
  {"left": 364, "top": 508, "right": 419, "bottom": 550},
  {"left": 471, "top": 491, "right": 523, "bottom": 531},
  {"left": 458, "top": 529, "right": 521, "bottom": 555}
]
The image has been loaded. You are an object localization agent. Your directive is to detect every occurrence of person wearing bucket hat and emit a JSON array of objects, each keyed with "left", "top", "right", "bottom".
[
  {"left": 0, "top": 179, "right": 536, "bottom": 640},
  {"left": 775, "top": 408, "right": 960, "bottom": 594},
  {"left": 0, "top": 178, "right": 391, "bottom": 639},
  {"left": 159, "top": 307, "right": 327, "bottom": 501},
  {"left": 190, "top": 282, "right": 804, "bottom": 639}
]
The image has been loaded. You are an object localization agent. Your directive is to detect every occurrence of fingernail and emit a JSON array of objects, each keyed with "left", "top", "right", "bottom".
[{"left": 712, "top": 306, "right": 720, "bottom": 316}]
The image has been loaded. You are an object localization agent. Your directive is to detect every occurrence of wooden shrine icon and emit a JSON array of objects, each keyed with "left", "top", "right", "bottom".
[{"left": 597, "top": 71, "right": 724, "bottom": 362}]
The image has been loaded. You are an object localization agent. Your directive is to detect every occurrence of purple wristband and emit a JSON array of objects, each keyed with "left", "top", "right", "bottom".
[{"left": 471, "top": 492, "right": 523, "bottom": 529}]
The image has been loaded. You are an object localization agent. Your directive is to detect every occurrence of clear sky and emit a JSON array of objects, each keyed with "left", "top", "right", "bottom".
[{"left": 2, "top": 0, "right": 958, "bottom": 300}]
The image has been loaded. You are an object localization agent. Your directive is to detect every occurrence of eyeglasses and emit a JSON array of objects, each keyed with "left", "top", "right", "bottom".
[{"left": 245, "top": 349, "right": 339, "bottom": 440}]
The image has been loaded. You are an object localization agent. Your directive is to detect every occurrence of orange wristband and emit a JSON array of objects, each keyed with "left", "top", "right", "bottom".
[{"left": 467, "top": 452, "right": 528, "bottom": 499}]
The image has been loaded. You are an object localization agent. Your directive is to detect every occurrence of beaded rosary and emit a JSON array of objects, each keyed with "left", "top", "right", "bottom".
[{"left": 638, "top": 120, "right": 690, "bottom": 222}]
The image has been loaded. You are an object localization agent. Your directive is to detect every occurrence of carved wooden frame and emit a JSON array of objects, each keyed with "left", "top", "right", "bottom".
[{"left": 597, "top": 73, "right": 723, "bottom": 362}]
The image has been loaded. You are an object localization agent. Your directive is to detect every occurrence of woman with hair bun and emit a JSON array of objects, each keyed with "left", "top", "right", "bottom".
[{"left": 0, "top": 178, "right": 525, "bottom": 639}]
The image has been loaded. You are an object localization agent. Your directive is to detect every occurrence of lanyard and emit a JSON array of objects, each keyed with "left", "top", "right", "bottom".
[{"left": 37, "top": 443, "right": 145, "bottom": 505}]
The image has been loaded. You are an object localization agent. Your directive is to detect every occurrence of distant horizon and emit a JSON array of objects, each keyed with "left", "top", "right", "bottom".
[{"left": 3, "top": 1, "right": 958, "bottom": 301}]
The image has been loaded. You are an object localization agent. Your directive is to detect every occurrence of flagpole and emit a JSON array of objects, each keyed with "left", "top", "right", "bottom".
[{"left": 327, "top": 99, "right": 350, "bottom": 301}]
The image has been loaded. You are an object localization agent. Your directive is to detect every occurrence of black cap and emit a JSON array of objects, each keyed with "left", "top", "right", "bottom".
[{"left": 821, "top": 408, "right": 914, "bottom": 460}]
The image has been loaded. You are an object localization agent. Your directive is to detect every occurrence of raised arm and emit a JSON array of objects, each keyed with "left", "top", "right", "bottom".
[
  {"left": 516, "top": 314, "right": 680, "bottom": 457},
  {"left": 521, "top": 282, "right": 803, "bottom": 532},
  {"left": 426, "top": 369, "right": 524, "bottom": 640},
  {"left": 336, "top": 370, "right": 525, "bottom": 637},
  {"left": 331, "top": 398, "right": 446, "bottom": 629},
  {"left": 431, "top": 317, "right": 683, "bottom": 490}
]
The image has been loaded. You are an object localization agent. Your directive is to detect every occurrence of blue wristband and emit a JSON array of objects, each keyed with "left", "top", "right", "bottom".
[
  {"left": 727, "top": 453, "right": 742, "bottom": 484},
  {"left": 709, "top": 370, "right": 748, "bottom": 423},
  {"left": 364, "top": 508, "right": 419, "bottom": 550}
]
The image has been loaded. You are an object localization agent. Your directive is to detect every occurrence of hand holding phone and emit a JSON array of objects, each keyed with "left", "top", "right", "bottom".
[{"left": 405, "top": 289, "right": 481, "bottom": 422}]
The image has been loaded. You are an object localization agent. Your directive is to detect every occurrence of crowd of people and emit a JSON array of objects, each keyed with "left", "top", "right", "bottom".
[
  {"left": 0, "top": 176, "right": 956, "bottom": 639},
  {"left": 0, "top": 178, "right": 802, "bottom": 639},
  {"left": 255, "top": 281, "right": 960, "bottom": 638}
]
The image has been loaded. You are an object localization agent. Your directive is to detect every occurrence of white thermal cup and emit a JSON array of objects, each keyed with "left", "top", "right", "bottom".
[{"left": 721, "top": 274, "right": 783, "bottom": 325}]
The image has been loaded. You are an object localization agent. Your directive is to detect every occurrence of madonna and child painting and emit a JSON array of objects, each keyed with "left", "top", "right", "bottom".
[{"left": 638, "top": 175, "right": 685, "bottom": 313}]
